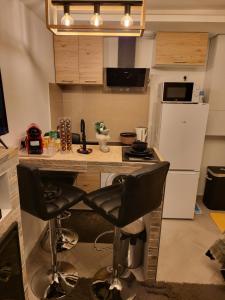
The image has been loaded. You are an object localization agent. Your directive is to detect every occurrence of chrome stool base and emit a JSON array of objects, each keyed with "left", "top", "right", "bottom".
[
  {"left": 91, "top": 267, "right": 135, "bottom": 300},
  {"left": 41, "top": 228, "right": 79, "bottom": 252},
  {"left": 91, "top": 280, "right": 136, "bottom": 300},
  {"left": 91, "top": 228, "right": 136, "bottom": 300},
  {"left": 31, "top": 262, "right": 79, "bottom": 300}
]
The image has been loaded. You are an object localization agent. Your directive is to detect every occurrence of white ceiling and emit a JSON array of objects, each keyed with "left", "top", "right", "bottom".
[
  {"left": 20, "top": 0, "right": 225, "bottom": 12},
  {"left": 150, "top": 0, "right": 225, "bottom": 10},
  {"left": 19, "top": 0, "right": 225, "bottom": 34},
  {"left": 20, "top": 0, "right": 225, "bottom": 11}
]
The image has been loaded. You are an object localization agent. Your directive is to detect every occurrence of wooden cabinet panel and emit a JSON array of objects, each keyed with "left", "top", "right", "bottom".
[
  {"left": 54, "top": 36, "right": 79, "bottom": 84},
  {"left": 78, "top": 37, "right": 103, "bottom": 84},
  {"left": 155, "top": 32, "right": 208, "bottom": 66},
  {"left": 76, "top": 172, "right": 100, "bottom": 193}
]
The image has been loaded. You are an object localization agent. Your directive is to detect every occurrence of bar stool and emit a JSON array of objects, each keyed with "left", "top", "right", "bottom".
[
  {"left": 83, "top": 162, "right": 169, "bottom": 299},
  {"left": 40, "top": 170, "right": 79, "bottom": 252},
  {"left": 39, "top": 132, "right": 81, "bottom": 252},
  {"left": 17, "top": 164, "right": 86, "bottom": 299}
]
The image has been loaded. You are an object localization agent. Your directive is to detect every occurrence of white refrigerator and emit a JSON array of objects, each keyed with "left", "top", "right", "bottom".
[{"left": 155, "top": 103, "right": 209, "bottom": 219}]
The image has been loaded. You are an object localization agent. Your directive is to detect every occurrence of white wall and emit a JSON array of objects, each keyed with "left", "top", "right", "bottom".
[
  {"left": 0, "top": 0, "right": 54, "bottom": 258},
  {"left": 0, "top": 0, "right": 54, "bottom": 147},
  {"left": 198, "top": 35, "right": 225, "bottom": 194}
]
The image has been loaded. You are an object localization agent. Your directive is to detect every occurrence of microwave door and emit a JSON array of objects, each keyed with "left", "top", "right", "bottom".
[{"left": 163, "top": 82, "right": 194, "bottom": 102}]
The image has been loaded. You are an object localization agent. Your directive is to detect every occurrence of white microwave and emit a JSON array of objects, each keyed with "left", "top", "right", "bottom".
[{"left": 161, "top": 82, "right": 200, "bottom": 103}]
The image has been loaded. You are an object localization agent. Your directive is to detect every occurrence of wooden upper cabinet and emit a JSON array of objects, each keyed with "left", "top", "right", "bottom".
[
  {"left": 54, "top": 36, "right": 79, "bottom": 84},
  {"left": 79, "top": 37, "right": 103, "bottom": 84},
  {"left": 154, "top": 32, "right": 209, "bottom": 66},
  {"left": 54, "top": 36, "right": 103, "bottom": 85}
]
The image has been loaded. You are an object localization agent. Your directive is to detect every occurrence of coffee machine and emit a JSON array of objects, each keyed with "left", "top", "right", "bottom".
[{"left": 26, "top": 123, "right": 43, "bottom": 154}]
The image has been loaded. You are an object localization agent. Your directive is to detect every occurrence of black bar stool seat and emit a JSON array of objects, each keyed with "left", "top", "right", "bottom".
[
  {"left": 83, "top": 162, "right": 170, "bottom": 299},
  {"left": 84, "top": 163, "right": 169, "bottom": 228},
  {"left": 40, "top": 170, "right": 80, "bottom": 252},
  {"left": 17, "top": 164, "right": 86, "bottom": 299},
  {"left": 43, "top": 183, "right": 84, "bottom": 219},
  {"left": 84, "top": 184, "right": 123, "bottom": 226}
]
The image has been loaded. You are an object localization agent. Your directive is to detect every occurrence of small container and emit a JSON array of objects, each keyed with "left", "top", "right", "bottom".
[
  {"left": 199, "top": 90, "right": 205, "bottom": 103},
  {"left": 58, "top": 117, "right": 72, "bottom": 152},
  {"left": 120, "top": 132, "right": 136, "bottom": 145}
]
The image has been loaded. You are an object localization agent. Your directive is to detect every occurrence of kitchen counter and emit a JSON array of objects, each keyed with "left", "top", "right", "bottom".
[
  {"left": 19, "top": 145, "right": 164, "bottom": 285},
  {"left": 19, "top": 145, "right": 162, "bottom": 174}
]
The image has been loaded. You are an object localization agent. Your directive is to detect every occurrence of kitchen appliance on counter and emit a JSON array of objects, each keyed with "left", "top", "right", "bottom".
[
  {"left": 26, "top": 124, "right": 43, "bottom": 155},
  {"left": 154, "top": 103, "right": 209, "bottom": 219},
  {"left": 122, "top": 146, "right": 159, "bottom": 163},
  {"left": 161, "top": 81, "right": 200, "bottom": 103}
]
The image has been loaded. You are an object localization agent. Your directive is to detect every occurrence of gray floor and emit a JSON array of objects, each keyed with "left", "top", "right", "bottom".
[
  {"left": 26, "top": 201, "right": 224, "bottom": 299},
  {"left": 157, "top": 202, "right": 224, "bottom": 284}
]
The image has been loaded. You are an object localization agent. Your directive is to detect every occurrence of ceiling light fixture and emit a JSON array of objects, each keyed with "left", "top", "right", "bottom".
[
  {"left": 90, "top": 3, "right": 103, "bottom": 27},
  {"left": 61, "top": 4, "right": 74, "bottom": 26},
  {"left": 46, "top": 0, "right": 146, "bottom": 37},
  {"left": 121, "top": 4, "right": 133, "bottom": 28}
]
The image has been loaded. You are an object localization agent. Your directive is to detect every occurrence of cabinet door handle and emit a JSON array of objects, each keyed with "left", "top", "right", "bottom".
[
  {"left": 84, "top": 80, "right": 97, "bottom": 83},
  {"left": 62, "top": 80, "right": 74, "bottom": 83},
  {"left": 173, "top": 61, "right": 187, "bottom": 64}
]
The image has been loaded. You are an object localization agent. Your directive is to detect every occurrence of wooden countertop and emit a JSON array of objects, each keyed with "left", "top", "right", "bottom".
[
  {"left": 0, "top": 147, "right": 17, "bottom": 164},
  {"left": 0, "top": 147, "right": 19, "bottom": 175},
  {"left": 19, "top": 145, "right": 162, "bottom": 173}
]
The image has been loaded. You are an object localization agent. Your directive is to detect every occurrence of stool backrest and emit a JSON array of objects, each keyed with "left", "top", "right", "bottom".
[
  {"left": 17, "top": 164, "right": 46, "bottom": 220},
  {"left": 119, "top": 162, "right": 170, "bottom": 226}
]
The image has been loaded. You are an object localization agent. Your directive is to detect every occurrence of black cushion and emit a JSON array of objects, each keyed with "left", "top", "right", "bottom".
[
  {"left": 17, "top": 164, "right": 86, "bottom": 221},
  {"left": 84, "top": 184, "right": 123, "bottom": 226},
  {"left": 83, "top": 162, "right": 170, "bottom": 227},
  {"left": 44, "top": 183, "right": 85, "bottom": 219}
]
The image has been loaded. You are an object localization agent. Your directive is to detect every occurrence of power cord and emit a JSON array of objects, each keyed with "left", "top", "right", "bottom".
[{"left": 94, "top": 230, "right": 114, "bottom": 251}]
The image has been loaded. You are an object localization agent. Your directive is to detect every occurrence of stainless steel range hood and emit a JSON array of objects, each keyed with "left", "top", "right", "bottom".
[{"left": 104, "top": 37, "right": 150, "bottom": 92}]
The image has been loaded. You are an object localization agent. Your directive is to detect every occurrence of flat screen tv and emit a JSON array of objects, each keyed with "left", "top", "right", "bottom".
[{"left": 0, "top": 70, "right": 9, "bottom": 148}]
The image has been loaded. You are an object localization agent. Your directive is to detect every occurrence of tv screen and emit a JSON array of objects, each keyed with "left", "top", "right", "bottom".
[{"left": 0, "top": 71, "right": 9, "bottom": 136}]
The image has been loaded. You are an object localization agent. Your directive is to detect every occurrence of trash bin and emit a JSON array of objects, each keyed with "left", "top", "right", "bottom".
[
  {"left": 120, "top": 229, "right": 146, "bottom": 269},
  {"left": 203, "top": 166, "right": 225, "bottom": 210}
]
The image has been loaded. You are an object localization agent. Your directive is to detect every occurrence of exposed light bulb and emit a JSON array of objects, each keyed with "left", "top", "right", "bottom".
[
  {"left": 61, "top": 5, "right": 74, "bottom": 26},
  {"left": 90, "top": 13, "right": 103, "bottom": 27},
  {"left": 61, "top": 13, "right": 74, "bottom": 26},
  {"left": 90, "top": 4, "right": 103, "bottom": 27},
  {"left": 120, "top": 13, "right": 133, "bottom": 28}
]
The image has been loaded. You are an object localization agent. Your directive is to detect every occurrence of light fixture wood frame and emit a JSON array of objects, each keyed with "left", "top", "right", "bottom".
[{"left": 46, "top": 0, "right": 145, "bottom": 36}]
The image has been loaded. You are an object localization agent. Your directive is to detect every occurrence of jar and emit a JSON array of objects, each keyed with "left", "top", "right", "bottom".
[{"left": 120, "top": 132, "right": 137, "bottom": 145}]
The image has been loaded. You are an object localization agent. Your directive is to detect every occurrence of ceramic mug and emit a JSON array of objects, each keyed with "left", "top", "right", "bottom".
[{"left": 135, "top": 127, "right": 148, "bottom": 142}]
